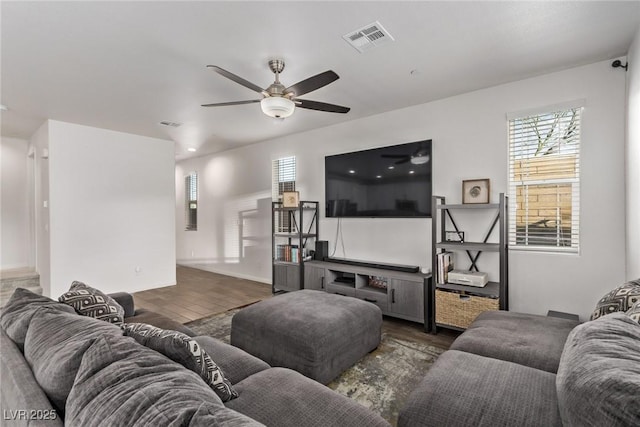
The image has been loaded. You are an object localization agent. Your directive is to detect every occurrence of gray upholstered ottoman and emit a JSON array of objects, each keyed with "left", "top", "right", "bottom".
[{"left": 230, "top": 289, "right": 382, "bottom": 384}]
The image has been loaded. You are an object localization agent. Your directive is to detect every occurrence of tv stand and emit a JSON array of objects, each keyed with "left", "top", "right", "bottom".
[
  {"left": 323, "top": 257, "right": 420, "bottom": 274},
  {"left": 303, "top": 259, "right": 432, "bottom": 332}
]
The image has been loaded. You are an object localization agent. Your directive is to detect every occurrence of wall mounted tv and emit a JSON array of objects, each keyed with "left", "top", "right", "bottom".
[{"left": 325, "top": 139, "right": 432, "bottom": 218}]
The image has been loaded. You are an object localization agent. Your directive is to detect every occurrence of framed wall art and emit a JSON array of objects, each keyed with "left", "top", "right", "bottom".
[
  {"left": 282, "top": 191, "right": 300, "bottom": 208},
  {"left": 462, "top": 179, "right": 490, "bottom": 204}
]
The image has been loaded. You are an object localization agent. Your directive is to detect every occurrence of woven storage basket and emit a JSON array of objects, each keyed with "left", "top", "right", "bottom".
[{"left": 435, "top": 289, "right": 499, "bottom": 329}]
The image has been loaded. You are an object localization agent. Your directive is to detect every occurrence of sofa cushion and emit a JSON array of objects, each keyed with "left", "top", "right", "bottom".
[
  {"left": 23, "top": 309, "right": 123, "bottom": 415},
  {"left": 590, "top": 279, "right": 640, "bottom": 321},
  {"left": 194, "top": 335, "right": 270, "bottom": 385},
  {"left": 556, "top": 313, "right": 640, "bottom": 426},
  {"left": 122, "top": 322, "right": 237, "bottom": 402},
  {"left": 450, "top": 310, "right": 578, "bottom": 373},
  {"left": 626, "top": 301, "right": 640, "bottom": 324},
  {"left": 226, "top": 367, "right": 390, "bottom": 427},
  {"left": 0, "top": 288, "right": 76, "bottom": 350},
  {"left": 398, "top": 350, "right": 561, "bottom": 427},
  {"left": 0, "top": 328, "right": 63, "bottom": 427},
  {"left": 66, "top": 334, "right": 262, "bottom": 427},
  {"left": 58, "top": 281, "right": 125, "bottom": 325}
]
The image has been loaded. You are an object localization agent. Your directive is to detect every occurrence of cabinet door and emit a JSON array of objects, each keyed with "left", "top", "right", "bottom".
[
  {"left": 273, "top": 264, "right": 288, "bottom": 290},
  {"left": 273, "top": 264, "right": 300, "bottom": 292},
  {"left": 389, "top": 279, "right": 424, "bottom": 322},
  {"left": 285, "top": 265, "right": 301, "bottom": 291},
  {"left": 304, "top": 265, "right": 325, "bottom": 291}
]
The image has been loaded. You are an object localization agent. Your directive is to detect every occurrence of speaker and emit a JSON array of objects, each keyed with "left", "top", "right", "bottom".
[{"left": 314, "top": 241, "right": 328, "bottom": 261}]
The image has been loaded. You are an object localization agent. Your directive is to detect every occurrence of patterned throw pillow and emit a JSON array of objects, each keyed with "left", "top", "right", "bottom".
[
  {"left": 121, "top": 322, "right": 238, "bottom": 402},
  {"left": 58, "top": 281, "right": 125, "bottom": 325},
  {"left": 627, "top": 301, "right": 640, "bottom": 324},
  {"left": 590, "top": 279, "right": 640, "bottom": 321}
]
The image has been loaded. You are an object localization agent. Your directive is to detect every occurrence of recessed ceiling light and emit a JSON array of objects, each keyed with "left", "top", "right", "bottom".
[
  {"left": 187, "top": 148, "right": 197, "bottom": 152},
  {"left": 409, "top": 170, "right": 415, "bottom": 174},
  {"left": 388, "top": 166, "right": 394, "bottom": 170},
  {"left": 349, "top": 170, "right": 356, "bottom": 174},
  {"left": 376, "top": 175, "right": 382, "bottom": 179}
]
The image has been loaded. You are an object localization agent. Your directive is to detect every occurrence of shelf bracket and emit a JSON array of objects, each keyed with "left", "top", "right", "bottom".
[
  {"left": 302, "top": 209, "right": 318, "bottom": 249},
  {"left": 444, "top": 209, "right": 477, "bottom": 270},
  {"left": 468, "top": 212, "right": 500, "bottom": 270}
]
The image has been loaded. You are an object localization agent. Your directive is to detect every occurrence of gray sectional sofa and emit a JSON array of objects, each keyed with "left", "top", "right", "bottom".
[
  {"left": 399, "top": 310, "right": 640, "bottom": 427},
  {"left": 0, "top": 288, "right": 390, "bottom": 427}
]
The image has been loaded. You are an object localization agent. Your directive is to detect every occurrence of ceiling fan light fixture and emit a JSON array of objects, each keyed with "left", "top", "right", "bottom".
[
  {"left": 410, "top": 154, "right": 430, "bottom": 165},
  {"left": 260, "top": 97, "right": 295, "bottom": 118}
]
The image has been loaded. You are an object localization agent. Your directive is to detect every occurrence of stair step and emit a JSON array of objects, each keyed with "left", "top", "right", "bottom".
[{"left": 1, "top": 268, "right": 42, "bottom": 307}]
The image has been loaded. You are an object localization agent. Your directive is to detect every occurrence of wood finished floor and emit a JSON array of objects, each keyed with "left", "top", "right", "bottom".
[
  {"left": 135, "top": 265, "right": 459, "bottom": 349},
  {"left": 132, "top": 266, "right": 273, "bottom": 324}
]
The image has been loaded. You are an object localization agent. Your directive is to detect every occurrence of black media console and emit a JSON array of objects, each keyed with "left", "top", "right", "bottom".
[{"left": 323, "top": 257, "right": 420, "bottom": 274}]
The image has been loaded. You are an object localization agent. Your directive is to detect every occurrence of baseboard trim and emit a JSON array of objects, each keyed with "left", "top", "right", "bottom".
[{"left": 176, "top": 261, "right": 270, "bottom": 285}]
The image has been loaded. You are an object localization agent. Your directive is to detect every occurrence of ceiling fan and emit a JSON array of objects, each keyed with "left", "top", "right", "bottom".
[
  {"left": 381, "top": 140, "right": 431, "bottom": 165},
  {"left": 202, "top": 59, "right": 350, "bottom": 119}
]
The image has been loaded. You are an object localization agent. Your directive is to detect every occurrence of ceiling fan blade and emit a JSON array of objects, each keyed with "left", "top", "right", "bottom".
[
  {"left": 285, "top": 70, "right": 339, "bottom": 97},
  {"left": 381, "top": 154, "right": 409, "bottom": 159},
  {"left": 395, "top": 158, "right": 411, "bottom": 165},
  {"left": 207, "top": 65, "right": 265, "bottom": 94},
  {"left": 295, "top": 99, "right": 350, "bottom": 114},
  {"left": 201, "top": 99, "right": 261, "bottom": 107}
]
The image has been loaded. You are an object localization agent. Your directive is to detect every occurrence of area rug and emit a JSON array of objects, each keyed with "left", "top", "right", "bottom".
[{"left": 186, "top": 310, "right": 444, "bottom": 426}]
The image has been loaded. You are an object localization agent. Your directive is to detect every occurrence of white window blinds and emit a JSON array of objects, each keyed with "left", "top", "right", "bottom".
[
  {"left": 271, "top": 156, "right": 296, "bottom": 201},
  {"left": 272, "top": 156, "right": 296, "bottom": 232},
  {"left": 508, "top": 107, "right": 581, "bottom": 252}
]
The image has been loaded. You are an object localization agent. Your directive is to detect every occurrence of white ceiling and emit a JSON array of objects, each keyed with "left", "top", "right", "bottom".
[{"left": 2, "top": 1, "right": 639, "bottom": 160}]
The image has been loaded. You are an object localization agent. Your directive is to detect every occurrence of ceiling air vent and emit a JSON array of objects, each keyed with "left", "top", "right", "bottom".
[
  {"left": 159, "top": 121, "right": 182, "bottom": 128},
  {"left": 343, "top": 21, "right": 394, "bottom": 53}
]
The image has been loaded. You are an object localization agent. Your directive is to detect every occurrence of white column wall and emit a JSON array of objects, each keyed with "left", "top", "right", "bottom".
[
  {"left": 1, "top": 137, "right": 30, "bottom": 269},
  {"left": 29, "top": 123, "right": 51, "bottom": 295},
  {"left": 44, "top": 121, "right": 176, "bottom": 298},
  {"left": 626, "top": 26, "right": 640, "bottom": 280}
]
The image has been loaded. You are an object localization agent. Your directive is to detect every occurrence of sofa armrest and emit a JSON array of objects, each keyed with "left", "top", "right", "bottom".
[
  {"left": 108, "top": 292, "right": 136, "bottom": 318},
  {"left": 194, "top": 336, "right": 270, "bottom": 385}
]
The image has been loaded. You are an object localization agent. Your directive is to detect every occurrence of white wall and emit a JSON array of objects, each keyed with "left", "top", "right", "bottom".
[
  {"left": 40, "top": 121, "right": 176, "bottom": 298},
  {"left": 29, "top": 124, "right": 51, "bottom": 295},
  {"left": 626, "top": 26, "right": 640, "bottom": 280},
  {"left": 177, "top": 59, "right": 627, "bottom": 319},
  {"left": 0, "top": 137, "right": 30, "bottom": 269}
]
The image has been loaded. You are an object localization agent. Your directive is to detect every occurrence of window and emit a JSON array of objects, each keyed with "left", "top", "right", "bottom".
[
  {"left": 272, "top": 156, "right": 296, "bottom": 200},
  {"left": 508, "top": 106, "right": 581, "bottom": 252},
  {"left": 185, "top": 172, "right": 198, "bottom": 231},
  {"left": 272, "top": 156, "right": 296, "bottom": 232}
]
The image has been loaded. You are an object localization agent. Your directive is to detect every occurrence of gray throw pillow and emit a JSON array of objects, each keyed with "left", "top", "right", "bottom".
[
  {"left": 58, "top": 281, "right": 125, "bottom": 325},
  {"left": 23, "top": 309, "right": 123, "bottom": 415},
  {"left": 122, "top": 322, "right": 238, "bottom": 402},
  {"left": 627, "top": 301, "right": 640, "bottom": 324},
  {"left": 590, "top": 279, "right": 640, "bottom": 321},
  {"left": 66, "top": 335, "right": 260, "bottom": 426},
  {"left": 0, "top": 287, "right": 76, "bottom": 350},
  {"left": 556, "top": 313, "right": 640, "bottom": 426}
]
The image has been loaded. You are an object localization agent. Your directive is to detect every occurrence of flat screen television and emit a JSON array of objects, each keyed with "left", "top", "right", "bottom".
[{"left": 325, "top": 139, "right": 432, "bottom": 218}]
